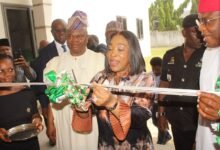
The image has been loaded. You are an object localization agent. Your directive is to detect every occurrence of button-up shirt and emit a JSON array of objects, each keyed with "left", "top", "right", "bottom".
[{"left": 160, "top": 45, "right": 205, "bottom": 130}]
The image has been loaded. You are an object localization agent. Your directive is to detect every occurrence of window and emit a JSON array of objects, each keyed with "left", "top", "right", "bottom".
[
  {"left": 2, "top": 4, "right": 37, "bottom": 62},
  {"left": 136, "top": 18, "right": 144, "bottom": 39},
  {"left": 116, "top": 16, "right": 127, "bottom": 30}
]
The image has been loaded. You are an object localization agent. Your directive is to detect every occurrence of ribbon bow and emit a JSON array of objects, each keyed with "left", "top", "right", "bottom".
[{"left": 44, "top": 70, "right": 88, "bottom": 106}]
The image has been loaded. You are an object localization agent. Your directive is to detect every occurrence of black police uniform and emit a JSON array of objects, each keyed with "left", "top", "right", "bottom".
[{"left": 160, "top": 45, "right": 205, "bottom": 150}]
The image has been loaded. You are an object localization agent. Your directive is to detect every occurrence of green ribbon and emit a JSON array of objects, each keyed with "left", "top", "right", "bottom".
[
  {"left": 44, "top": 70, "right": 57, "bottom": 83},
  {"left": 45, "top": 86, "right": 66, "bottom": 103},
  {"left": 215, "top": 76, "right": 220, "bottom": 145},
  {"left": 44, "top": 71, "right": 68, "bottom": 103},
  {"left": 216, "top": 76, "right": 220, "bottom": 92},
  {"left": 44, "top": 70, "right": 88, "bottom": 106}
]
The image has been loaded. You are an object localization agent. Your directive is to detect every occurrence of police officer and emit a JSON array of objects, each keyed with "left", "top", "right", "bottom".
[{"left": 158, "top": 14, "right": 206, "bottom": 150}]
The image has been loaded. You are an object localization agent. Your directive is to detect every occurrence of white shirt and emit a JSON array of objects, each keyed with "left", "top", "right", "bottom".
[
  {"left": 196, "top": 47, "right": 220, "bottom": 150},
  {"left": 54, "top": 40, "right": 69, "bottom": 55},
  {"left": 44, "top": 49, "right": 104, "bottom": 150}
]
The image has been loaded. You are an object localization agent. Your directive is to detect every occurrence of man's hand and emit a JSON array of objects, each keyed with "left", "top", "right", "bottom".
[
  {"left": 14, "top": 55, "right": 29, "bottom": 69},
  {"left": 198, "top": 92, "right": 220, "bottom": 121}
]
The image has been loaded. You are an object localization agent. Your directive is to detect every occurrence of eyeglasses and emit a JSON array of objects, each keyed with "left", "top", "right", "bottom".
[{"left": 198, "top": 16, "right": 220, "bottom": 26}]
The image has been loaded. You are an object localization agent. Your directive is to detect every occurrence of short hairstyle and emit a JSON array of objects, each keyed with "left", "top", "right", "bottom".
[
  {"left": 87, "top": 35, "right": 99, "bottom": 51},
  {"left": 150, "top": 57, "right": 162, "bottom": 66},
  {"left": 0, "top": 38, "right": 10, "bottom": 47},
  {"left": 88, "top": 35, "right": 99, "bottom": 44},
  {"left": 105, "top": 30, "right": 146, "bottom": 75},
  {"left": 96, "top": 44, "right": 107, "bottom": 53},
  {"left": 0, "top": 54, "right": 13, "bottom": 62},
  {"left": 182, "top": 14, "right": 198, "bottom": 28},
  {"left": 51, "top": 19, "right": 66, "bottom": 30}
]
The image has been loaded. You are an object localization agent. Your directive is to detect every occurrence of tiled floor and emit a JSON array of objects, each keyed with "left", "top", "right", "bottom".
[{"left": 38, "top": 118, "right": 175, "bottom": 150}]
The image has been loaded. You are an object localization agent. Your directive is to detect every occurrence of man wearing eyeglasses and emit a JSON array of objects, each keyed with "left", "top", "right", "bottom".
[
  {"left": 30, "top": 18, "right": 68, "bottom": 146},
  {"left": 196, "top": 0, "right": 220, "bottom": 150}
]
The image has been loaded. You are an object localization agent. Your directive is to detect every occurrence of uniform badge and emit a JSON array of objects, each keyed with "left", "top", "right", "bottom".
[
  {"left": 26, "top": 107, "right": 31, "bottom": 113},
  {"left": 195, "top": 59, "right": 202, "bottom": 67},
  {"left": 167, "top": 74, "right": 172, "bottom": 82},
  {"left": 168, "top": 57, "right": 175, "bottom": 64}
]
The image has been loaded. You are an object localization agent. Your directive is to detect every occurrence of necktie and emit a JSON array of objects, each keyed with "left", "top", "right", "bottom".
[{"left": 61, "top": 45, "right": 67, "bottom": 52}]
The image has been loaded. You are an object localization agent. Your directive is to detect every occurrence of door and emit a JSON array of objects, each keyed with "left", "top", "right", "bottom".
[{"left": 2, "top": 4, "right": 37, "bottom": 62}]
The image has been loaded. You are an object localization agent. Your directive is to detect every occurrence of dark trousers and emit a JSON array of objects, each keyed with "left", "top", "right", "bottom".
[{"left": 171, "top": 127, "right": 196, "bottom": 150}]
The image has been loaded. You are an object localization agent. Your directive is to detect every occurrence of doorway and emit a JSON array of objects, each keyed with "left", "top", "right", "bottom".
[{"left": 2, "top": 4, "right": 37, "bottom": 62}]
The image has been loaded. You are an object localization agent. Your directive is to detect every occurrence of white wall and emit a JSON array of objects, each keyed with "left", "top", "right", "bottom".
[
  {"left": 150, "top": 31, "right": 184, "bottom": 47},
  {"left": 52, "top": 0, "right": 151, "bottom": 56},
  {"left": 32, "top": 0, "right": 53, "bottom": 48},
  {"left": 0, "top": 0, "right": 152, "bottom": 56}
]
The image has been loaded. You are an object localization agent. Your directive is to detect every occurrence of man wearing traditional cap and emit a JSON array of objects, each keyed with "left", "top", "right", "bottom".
[
  {"left": 196, "top": 0, "right": 220, "bottom": 149},
  {"left": 90, "top": 21, "right": 123, "bottom": 54},
  {"left": 105, "top": 20, "right": 124, "bottom": 45},
  {"left": 44, "top": 10, "right": 104, "bottom": 150},
  {"left": 0, "top": 38, "right": 36, "bottom": 82},
  {"left": 158, "top": 14, "right": 206, "bottom": 150}
]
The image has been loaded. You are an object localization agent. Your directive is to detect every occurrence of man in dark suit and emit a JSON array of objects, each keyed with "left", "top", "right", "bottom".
[{"left": 30, "top": 18, "right": 68, "bottom": 146}]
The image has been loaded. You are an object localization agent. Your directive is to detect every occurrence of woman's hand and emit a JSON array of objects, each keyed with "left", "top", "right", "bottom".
[
  {"left": 32, "top": 117, "right": 44, "bottom": 132},
  {"left": 0, "top": 128, "right": 11, "bottom": 142},
  {"left": 72, "top": 87, "right": 91, "bottom": 113},
  {"left": 197, "top": 91, "right": 220, "bottom": 121},
  {"left": 92, "top": 82, "right": 117, "bottom": 109},
  {"left": 74, "top": 101, "right": 92, "bottom": 112}
]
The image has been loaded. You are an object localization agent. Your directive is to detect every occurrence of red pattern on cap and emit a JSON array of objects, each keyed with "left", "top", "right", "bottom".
[{"left": 198, "top": 0, "right": 220, "bottom": 13}]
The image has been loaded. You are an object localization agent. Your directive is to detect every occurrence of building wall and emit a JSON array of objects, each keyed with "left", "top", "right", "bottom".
[
  {"left": 0, "top": 0, "right": 53, "bottom": 52},
  {"left": 150, "top": 30, "right": 184, "bottom": 47},
  {"left": 32, "top": 0, "right": 52, "bottom": 49},
  {"left": 0, "top": 0, "right": 152, "bottom": 57},
  {"left": 0, "top": 0, "right": 32, "bottom": 38},
  {"left": 52, "top": 0, "right": 151, "bottom": 57}
]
